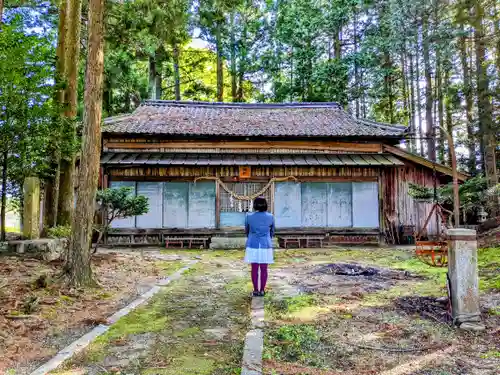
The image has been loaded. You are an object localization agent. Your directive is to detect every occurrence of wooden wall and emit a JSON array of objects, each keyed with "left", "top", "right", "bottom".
[
  {"left": 107, "top": 166, "right": 380, "bottom": 180},
  {"left": 382, "top": 166, "right": 439, "bottom": 236}
]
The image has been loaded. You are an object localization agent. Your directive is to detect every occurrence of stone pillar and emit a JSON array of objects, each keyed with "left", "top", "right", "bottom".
[
  {"left": 447, "top": 228, "right": 484, "bottom": 331},
  {"left": 23, "top": 177, "right": 41, "bottom": 240}
]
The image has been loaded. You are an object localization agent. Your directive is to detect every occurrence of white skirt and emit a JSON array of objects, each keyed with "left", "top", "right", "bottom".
[{"left": 244, "top": 246, "right": 274, "bottom": 264}]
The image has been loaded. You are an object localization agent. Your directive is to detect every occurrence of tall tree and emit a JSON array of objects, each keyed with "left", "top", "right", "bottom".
[
  {"left": 67, "top": 0, "right": 106, "bottom": 286},
  {"left": 422, "top": 15, "right": 436, "bottom": 161},
  {"left": 58, "top": 0, "right": 82, "bottom": 226},
  {"left": 44, "top": 0, "right": 69, "bottom": 229},
  {"left": 473, "top": 0, "right": 498, "bottom": 215},
  {"left": 0, "top": 15, "right": 54, "bottom": 241}
]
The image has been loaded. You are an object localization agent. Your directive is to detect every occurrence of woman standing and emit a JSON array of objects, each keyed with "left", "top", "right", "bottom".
[{"left": 244, "top": 197, "right": 275, "bottom": 297}]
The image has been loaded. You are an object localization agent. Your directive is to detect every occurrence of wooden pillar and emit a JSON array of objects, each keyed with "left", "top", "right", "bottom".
[
  {"left": 270, "top": 181, "right": 276, "bottom": 214},
  {"left": 215, "top": 180, "right": 220, "bottom": 229},
  {"left": 23, "top": 177, "right": 41, "bottom": 239},
  {"left": 378, "top": 172, "right": 385, "bottom": 245}
]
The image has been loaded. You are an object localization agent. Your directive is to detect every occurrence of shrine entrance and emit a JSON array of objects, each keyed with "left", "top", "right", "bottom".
[{"left": 219, "top": 182, "right": 273, "bottom": 229}]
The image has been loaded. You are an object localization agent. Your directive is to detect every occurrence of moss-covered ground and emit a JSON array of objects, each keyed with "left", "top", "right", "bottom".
[
  {"left": 55, "top": 253, "right": 251, "bottom": 375},
  {"left": 264, "top": 247, "right": 500, "bottom": 375},
  {"left": 46, "top": 246, "right": 499, "bottom": 375}
]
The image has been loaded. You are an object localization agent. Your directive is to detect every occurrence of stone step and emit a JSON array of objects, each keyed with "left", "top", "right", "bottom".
[{"left": 209, "top": 237, "right": 279, "bottom": 250}]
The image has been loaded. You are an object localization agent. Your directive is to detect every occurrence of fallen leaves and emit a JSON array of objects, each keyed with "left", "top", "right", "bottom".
[{"left": 0, "top": 252, "right": 165, "bottom": 373}]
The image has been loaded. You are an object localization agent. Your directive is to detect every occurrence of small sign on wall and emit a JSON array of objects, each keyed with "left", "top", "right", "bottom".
[{"left": 239, "top": 166, "right": 251, "bottom": 179}]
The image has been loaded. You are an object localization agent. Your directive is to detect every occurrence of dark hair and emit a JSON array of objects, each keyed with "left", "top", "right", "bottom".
[{"left": 253, "top": 197, "right": 268, "bottom": 212}]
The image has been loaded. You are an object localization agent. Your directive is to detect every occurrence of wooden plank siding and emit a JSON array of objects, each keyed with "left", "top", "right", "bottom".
[
  {"left": 382, "top": 167, "right": 439, "bottom": 236},
  {"left": 106, "top": 166, "right": 381, "bottom": 179}
]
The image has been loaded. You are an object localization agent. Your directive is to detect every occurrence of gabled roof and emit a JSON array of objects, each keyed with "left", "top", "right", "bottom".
[
  {"left": 103, "top": 100, "right": 407, "bottom": 138},
  {"left": 384, "top": 145, "right": 469, "bottom": 181}
]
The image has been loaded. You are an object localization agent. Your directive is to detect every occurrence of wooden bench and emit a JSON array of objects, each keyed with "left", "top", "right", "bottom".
[
  {"left": 164, "top": 236, "right": 210, "bottom": 249},
  {"left": 280, "top": 236, "right": 325, "bottom": 249}
]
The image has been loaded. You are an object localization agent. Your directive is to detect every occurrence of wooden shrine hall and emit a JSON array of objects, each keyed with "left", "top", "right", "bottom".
[{"left": 99, "top": 100, "right": 467, "bottom": 247}]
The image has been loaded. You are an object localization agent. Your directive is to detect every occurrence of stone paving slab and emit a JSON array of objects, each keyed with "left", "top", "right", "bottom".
[{"left": 242, "top": 296, "right": 265, "bottom": 375}]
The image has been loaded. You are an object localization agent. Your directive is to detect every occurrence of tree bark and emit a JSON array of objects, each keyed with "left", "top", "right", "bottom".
[
  {"left": 148, "top": 54, "right": 156, "bottom": 100},
  {"left": 444, "top": 68, "right": 453, "bottom": 166},
  {"left": 58, "top": 0, "right": 82, "bottom": 227},
  {"left": 474, "top": 1, "right": 499, "bottom": 215},
  {"left": 353, "top": 10, "right": 360, "bottom": 118},
  {"left": 0, "top": 151, "right": 7, "bottom": 242},
  {"left": 458, "top": 33, "right": 476, "bottom": 173},
  {"left": 155, "top": 67, "right": 162, "bottom": 100},
  {"left": 230, "top": 12, "right": 237, "bottom": 102},
  {"left": 408, "top": 51, "right": 416, "bottom": 152},
  {"left": 173, "top": 43, "right": 181, "bottom": 100},
  {"left": 422, "top": 18, "right": 436, "bottom": 161},
  {"left": 415, "top": 34, "right": 424, "bottom": 156},
  {"left": 436, "top": 51, "right": 445, "bottom": 164},
  {"left": 400, "top": 50, "right": 408, "bottom": 125},
  {"left": 45, "top": 0, "right": 69, "bottom": 228},
  {"left": 66, "top": 0, "right": 105, "bottom": 287},
  {"left": 216, "top": 25, "right": 224, "bottom": 102},
  {"left": 0, "top": 0, "right": 4, "bottom": 24}
]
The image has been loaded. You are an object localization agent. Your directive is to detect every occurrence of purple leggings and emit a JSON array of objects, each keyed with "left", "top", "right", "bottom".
[{"left": 251, "top": 263, "right": 268, "bottom": 292}]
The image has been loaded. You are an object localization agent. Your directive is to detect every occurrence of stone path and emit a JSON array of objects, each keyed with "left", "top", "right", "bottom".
[
  {"left": 241, "top": 297, "right": 265, "bottom": 375},
  {"left": 30, "top": 262, "right": 196, "bottom": 375}
]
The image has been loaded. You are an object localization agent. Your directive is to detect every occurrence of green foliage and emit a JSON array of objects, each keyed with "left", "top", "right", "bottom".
[
  {"left": 46, "top": 225, "right": 72, "bottom": 239},
  {"left": 96, "top": 187, "right": 149, "bottom": 224},
  {"left": 408, "top": 175, "right": 499, "bottom": 218},
  {"left": 0, "top": 14, "right": 56, "bottom": 237}
]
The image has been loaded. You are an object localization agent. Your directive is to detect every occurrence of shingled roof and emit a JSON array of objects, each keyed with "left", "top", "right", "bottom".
[{"left": 103, "top": 100, "right": 407, "bottom": 138}]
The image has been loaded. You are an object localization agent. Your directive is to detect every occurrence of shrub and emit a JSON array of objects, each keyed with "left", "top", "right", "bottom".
[{"left": 46, "top": 225, "right": 71, "bottom": 239}]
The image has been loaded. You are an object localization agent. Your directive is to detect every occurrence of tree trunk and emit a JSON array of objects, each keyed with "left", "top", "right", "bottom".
[
  {"left": 0, "top": 0, "right": 4, "bottom": 24},
  {"left": 46, "top": 0, "right": 69, "bottom": 228},
  {"left": 415, "top": 35, "right": 424, "bottom": 156},
  {"left": 444, "top": 68, "right": 453, "bottom": 166},
  {"left": 383, "top": 51, "right": 394, "bottom": 124},
  {"left": 216, "top": 25, "right": 224, "bottom": 102},
  {"left": 0, "top": 151, "right": 7, "bottom": 242},
  {"left": 334, "top": 30, "right": 341, "bottom": 60},
  {"left": 173, "top": 43, "right": 181, "bottom": 100},
  {"left": 458, "top": 33, "right": 476, "bottom": 173},
  {"left": 353, "top": 11, "right": 360, "bottom": 118},
  {"left": 400, "top": 51, "right": 408, "bottom": 125},
  {"left": 422, "top": 18, "right": 436, "bottom": 161},
  {"left": 66, "top": 0, "right": 105, "bottom": 287},
  {"left": 155, "top": 67, "right": 162, "bottom": 100},
  {"left": 474, "top": 1, "right": 499, "bottom": 215},
  {"left": 408, "top": 51, "right": 416, "bottom": 152},
  {"left": 58, "top": 0, "right": 82, "bottom": 227},
  {"left": 230, "top": 12, "right": 237, "bottom": 102},
  {"left": 436, "top": 51, "right": 445, "bottom": 164},
  {"left": 148, "top": 54, "right": 156, "bottom": 100}
]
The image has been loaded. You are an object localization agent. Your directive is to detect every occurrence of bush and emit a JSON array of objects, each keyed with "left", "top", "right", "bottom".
[{"left": 46, "top": 225, "right": 71, "bottom": 239}]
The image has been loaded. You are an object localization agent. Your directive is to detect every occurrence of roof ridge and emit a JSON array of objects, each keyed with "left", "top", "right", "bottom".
[
  {"left": 356, "top": 117, "right": 408, "bottom": 131},
  {"left": 142, "top": 99, "right": 342, "bottom": 109}
]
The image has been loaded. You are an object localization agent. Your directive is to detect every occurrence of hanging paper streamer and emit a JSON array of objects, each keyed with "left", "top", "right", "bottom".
[
  {"left": 230, "top": 195, "right": 234, "bottom": 208},
  {"left": 238, "top": 201, "right": 243, "bottom": 212},
  {"left": 249, "top": 200, "right": 253, "bottom": 212}
]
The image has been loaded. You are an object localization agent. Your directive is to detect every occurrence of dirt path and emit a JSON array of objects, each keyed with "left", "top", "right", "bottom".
[{"left": 57, "top": 252, "right": 251, "bottom": 375}]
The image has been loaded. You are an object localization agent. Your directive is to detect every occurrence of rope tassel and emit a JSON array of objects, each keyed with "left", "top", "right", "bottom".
[{"left": 194, "top": 176, "right": 298, "bottom": 201}]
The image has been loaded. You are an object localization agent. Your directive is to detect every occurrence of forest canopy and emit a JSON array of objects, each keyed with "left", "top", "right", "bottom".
[{"left": 1, "top": 0, "right": 499, "bottom": 244}]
